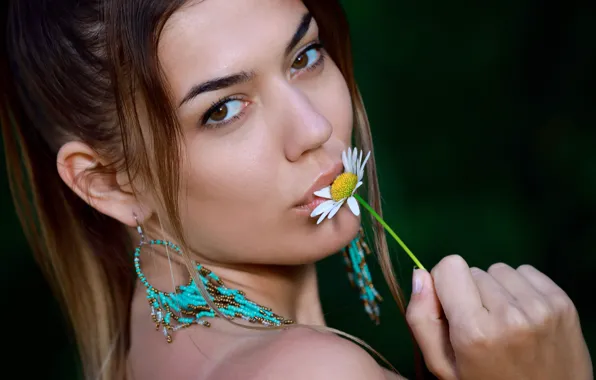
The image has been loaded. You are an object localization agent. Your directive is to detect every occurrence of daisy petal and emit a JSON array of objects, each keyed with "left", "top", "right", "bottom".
[
  {"left": 310, "top": 200, "right": 335, "bottom": 218},
  {"left": 358, "top": 151, "right": 371, "bottom": 180},
  {"left": 346, "top": 148, "right": 354, "bottom": 173},
  {"left": 347, "top": 196, "right": 360, "bottom": 216},
  {"left": 342, "top": 150, "right": 350, "bottom": 172},
  {"left": 327, "top": 199, "right": 345, "bottom": 220},
  {"left": 357, "top": 149, "right": 363, "bottom": 173},
  {"left": 313, "top": 186, "right": 332, "bottom": 199},
  {"left": 351, "top": 148, "right": 358, "bottom": 173},
  {"left": 351, "top": 181, "right": 363, "bottom": 195},
  {"left": 317, "top": 206, "right": 334, "bottom": 224}
]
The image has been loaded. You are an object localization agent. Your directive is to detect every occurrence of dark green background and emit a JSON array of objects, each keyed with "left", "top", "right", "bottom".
[{"left": 2, "top": 1, "right": 595, "bottom": 378}]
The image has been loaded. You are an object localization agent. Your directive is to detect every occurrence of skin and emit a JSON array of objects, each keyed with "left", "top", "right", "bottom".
[
  {"left": 408, "top": 258, "right": 592, "bottom": 380},
  {"left": 55, "top": 0, "right": 592, "bottom": 379}
]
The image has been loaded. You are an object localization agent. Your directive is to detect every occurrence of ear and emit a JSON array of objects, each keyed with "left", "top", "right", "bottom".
[{"left": 56, "top": 141, "right": 152, "bottom": 227}]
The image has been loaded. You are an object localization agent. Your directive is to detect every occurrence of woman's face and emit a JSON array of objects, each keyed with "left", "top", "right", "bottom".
[{"left": 158, "top": 0, "right": 358, "bottom": 265}]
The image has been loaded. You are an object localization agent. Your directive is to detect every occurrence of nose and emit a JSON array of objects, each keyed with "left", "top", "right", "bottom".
[{"left": 276, "top": 84, "right": 333, "bottom": 162}]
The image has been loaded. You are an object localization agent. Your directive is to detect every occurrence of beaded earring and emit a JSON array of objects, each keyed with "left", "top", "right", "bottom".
[
  {"left": 133, "top": 220, "right": 293, "bottom": 343},
  {"left": 341, "top": 227, "right": 382, "bottom": 323}
]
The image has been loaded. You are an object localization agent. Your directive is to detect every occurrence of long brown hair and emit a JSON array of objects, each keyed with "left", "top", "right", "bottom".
[{"left": 1, "top": 1, "right": 414, "bottom": 379}]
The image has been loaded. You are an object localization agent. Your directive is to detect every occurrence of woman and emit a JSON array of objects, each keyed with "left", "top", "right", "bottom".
[{"left": 1, "top": 0, "right": 592, "bottom": 379}]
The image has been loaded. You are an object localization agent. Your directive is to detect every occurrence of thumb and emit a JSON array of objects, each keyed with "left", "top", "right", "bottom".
[{"left": 406, "top": 269, "right": 457, "bottom": 380}]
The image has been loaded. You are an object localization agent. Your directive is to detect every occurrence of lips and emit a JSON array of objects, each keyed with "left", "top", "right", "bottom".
[
  {"left": 293, "top": 196, "right": 329, "bottom": 213},
  {"left": 294, "top": 161, "right": 343, "bottom": 210}
]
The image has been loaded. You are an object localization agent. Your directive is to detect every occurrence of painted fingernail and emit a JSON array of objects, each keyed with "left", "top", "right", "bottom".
[{"left": 412, "top": 268, "right": 423, "bottom": 294}]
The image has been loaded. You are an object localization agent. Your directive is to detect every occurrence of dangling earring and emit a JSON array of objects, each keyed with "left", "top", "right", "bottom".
[
  {"left": 133, "top": 218, "right": 293, "bottom": 343},
  {"left": 341, "top": 227, "right": 382, "bottom": 324}
]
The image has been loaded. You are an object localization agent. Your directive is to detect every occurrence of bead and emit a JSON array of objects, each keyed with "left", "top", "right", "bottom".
[
  {"left": 132, "top": 237, "right": 293, "bottom": 343},
  {"left": 342, "top": 233, "right": 382, "bottom": 323}
]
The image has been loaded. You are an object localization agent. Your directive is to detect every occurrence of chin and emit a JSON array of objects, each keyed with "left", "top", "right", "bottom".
[{"left": 284, "top": 208, "right": 362, "bottom": 265}]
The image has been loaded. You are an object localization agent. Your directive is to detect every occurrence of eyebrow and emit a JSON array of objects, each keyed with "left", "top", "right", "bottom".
[
  {"left": 178, "top": 71, "right": 255, "bottom": 107},
  {"left": 178, "top": 12, "right": 313, "bottom": 107},
  {"left": 285, "top": 12, "right": 313, "bottom": 56}
]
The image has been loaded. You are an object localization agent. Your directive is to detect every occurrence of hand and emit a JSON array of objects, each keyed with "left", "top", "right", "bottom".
[{"left": 405, "top": 255, "right": 593, "bottom": 380}]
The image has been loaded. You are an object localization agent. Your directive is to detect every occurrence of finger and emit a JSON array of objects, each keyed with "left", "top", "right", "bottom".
[
  {"left": 470, "top": 267, "right": 514, "bottom": 312},
  {"left": 488, "top": 263, "right": 543, "bottom": 300},
  {"left": 517, "top": 267, "right": 590, "bottom": 379},
  {"left": 488, "top": 263, "right": 552, "bottom": 323},
  {"left": 516, "top": 264, "right": 567, "bottom": 297},
  {"left": 406, "top": 269, "right": 457, "bottom": 380},
  {"left": 431, "top": 255, "right": 484, "bottom": 321},
  {"left": 516, "top": 265, "right": 577, "bottom": 317}
]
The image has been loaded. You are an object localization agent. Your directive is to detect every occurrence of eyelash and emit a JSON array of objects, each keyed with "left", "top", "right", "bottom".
[
  {"left": 200, "top": 42, "right": 326, "bottom": 128},
  {"left": 292, "top": 42, "right": 326, "bottom": 75},
  {"left": 201, "top": 95, "right": 246, "bottom": 127}
]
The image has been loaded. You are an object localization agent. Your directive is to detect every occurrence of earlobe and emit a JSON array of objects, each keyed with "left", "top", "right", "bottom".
[{"left": 56, "top": 141, "right": 150, "bottom": 227}]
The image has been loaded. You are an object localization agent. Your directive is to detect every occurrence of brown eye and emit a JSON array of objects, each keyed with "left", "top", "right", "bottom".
[
  {"left": 203, "top": 99, "right": 247, "bottom": 126},
  {"left": 210, "top": 104, "right": 228, "bottom": 122},
  {"left": 292, "top": 52, "right": 309, "bottom": 70},
  {"left": 290, "top": 44, "right": 323, "bottom": 75}
]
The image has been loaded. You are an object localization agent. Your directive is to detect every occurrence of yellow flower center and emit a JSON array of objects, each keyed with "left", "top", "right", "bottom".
[{"left": 330, "top": 172, "right": 358, "bottom": 201}]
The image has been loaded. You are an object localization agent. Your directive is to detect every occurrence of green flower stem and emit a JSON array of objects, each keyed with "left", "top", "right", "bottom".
[{"left": 354, "top": 194, "right": 426, "bottom": 271}]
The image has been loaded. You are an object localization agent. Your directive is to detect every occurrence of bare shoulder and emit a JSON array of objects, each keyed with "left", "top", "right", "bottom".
[
  {"left": 207, "top": 326, "right": 389, "bottom": 380},
  {"left": 129, "top": 287, "right": 404, "bottom": 380}
]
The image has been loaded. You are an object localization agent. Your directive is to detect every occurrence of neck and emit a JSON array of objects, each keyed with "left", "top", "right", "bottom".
[
  {"left": 137, "top": 243, "right": 326, "bottom": 326},
  {"left": 207, "top": 262, "right": 326, "bottom": 326}
]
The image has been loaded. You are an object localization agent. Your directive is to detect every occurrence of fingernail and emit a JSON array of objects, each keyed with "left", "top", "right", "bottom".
[{"left": 412, "top": 268, "right": 423, "bottom": 294}]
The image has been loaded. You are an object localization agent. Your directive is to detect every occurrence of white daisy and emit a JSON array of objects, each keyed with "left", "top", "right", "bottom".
[{"left": 310, "top": 147, "right": 371, "bottom": 224}]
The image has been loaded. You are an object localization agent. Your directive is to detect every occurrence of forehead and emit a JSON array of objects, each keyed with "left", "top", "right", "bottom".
[{"left": 159, "top": 0, "right": 311, "bottom": 101}]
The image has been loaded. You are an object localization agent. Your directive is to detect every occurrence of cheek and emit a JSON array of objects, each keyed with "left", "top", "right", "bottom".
[
  {"left": 316, "top": 64, "right": 354, "bottom": 145},
  {"left": 179, "top": 131, "right": 277, "bottom": 209},
  {"left": 175, "top": 128, "right": 283, "bottom": 254}
]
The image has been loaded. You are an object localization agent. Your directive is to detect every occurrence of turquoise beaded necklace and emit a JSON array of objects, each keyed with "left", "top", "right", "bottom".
[{"left": 133, "top": 225, "right": 293, "bottom": 343}]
